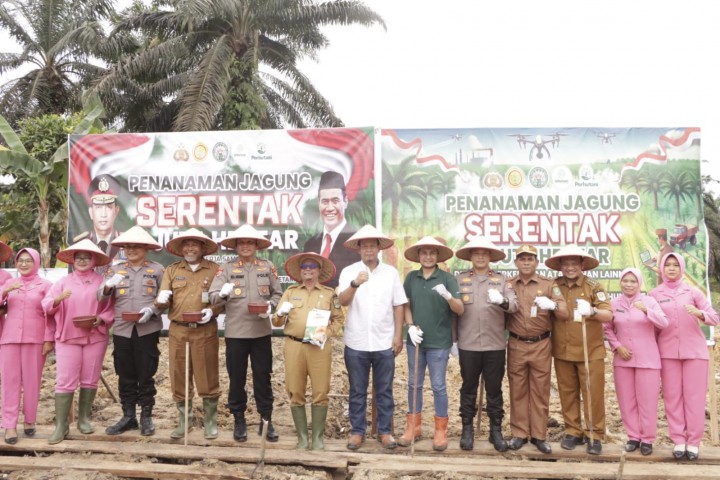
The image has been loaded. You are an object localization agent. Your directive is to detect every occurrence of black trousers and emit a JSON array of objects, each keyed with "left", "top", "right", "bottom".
[
  {"left": 458, "top": 348, "right": 506, "bottom": 420},
  {"left": 226, "top": 335, "right": 274, "bottom": 417},
  {"left": 112, "top": 329, "right": 160, "bottom": 407}
]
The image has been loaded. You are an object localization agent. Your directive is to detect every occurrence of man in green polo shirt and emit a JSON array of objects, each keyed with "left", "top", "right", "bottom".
[{"left": 397, "top": 237, "right": 464, "bottom": 452}]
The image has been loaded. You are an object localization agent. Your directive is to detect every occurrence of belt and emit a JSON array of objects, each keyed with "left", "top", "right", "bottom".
[
  {"left": 286, "top": 335, "right": 309, "bottom": 343},
  {"left": 171, "top": 320, "right": 214, "bottom": 329},
  {"left": 508, "top": 330, "right": 551, "bottom": 343}
]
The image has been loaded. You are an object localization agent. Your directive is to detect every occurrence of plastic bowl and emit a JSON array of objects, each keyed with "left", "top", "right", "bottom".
[
  {"left": 248, "top": 302, "right": 268, "bottom": 314},
  {"left": 183, "top": 311, "right": 202, "bottom": 323},
  {"left": 73, "top": 315, "right": 96, "bottom": 329},
  {"left": 122, "top": 312, "right": 143, "bottom": 322}
]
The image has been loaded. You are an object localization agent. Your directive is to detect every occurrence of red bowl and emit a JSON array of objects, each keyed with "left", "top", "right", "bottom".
[
  {"left": 73, "top": 315, "right": 96, "bottom": 329},
  {"left": 122, "top": 312, "right": 143, "bottom": 322},
  {"left": 183, "top": 311, "right": 202, "bottom": 323},
  {"left": 248, "top": 302, "right": 268, "bottom": 314}
]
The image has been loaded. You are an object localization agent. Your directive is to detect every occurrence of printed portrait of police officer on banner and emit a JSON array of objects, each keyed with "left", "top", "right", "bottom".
[{"left": 73, "top": 175, "right": 125, "bottom": 265}]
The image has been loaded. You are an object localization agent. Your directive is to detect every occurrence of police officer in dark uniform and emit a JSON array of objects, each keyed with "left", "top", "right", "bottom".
[{"left": 74, "top": 174, "right": 123, "bottom": 262}]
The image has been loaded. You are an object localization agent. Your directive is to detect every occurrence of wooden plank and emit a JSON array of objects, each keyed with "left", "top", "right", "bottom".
[{"left": 0, "top": 456, "right": 249, "bottom": 479}]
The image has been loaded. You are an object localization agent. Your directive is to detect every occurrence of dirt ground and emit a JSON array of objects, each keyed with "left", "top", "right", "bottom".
[{"left": 3, "top": 332, "right": 720, "bottom": 479}]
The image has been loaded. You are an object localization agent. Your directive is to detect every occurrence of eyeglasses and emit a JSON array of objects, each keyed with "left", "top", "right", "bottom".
[
  {"left": 300, "top": 263, "right": 320, "bottom": 270},
  {"left": 75, "top": 255, "right": 92, "bottom": 262},
  {"left": 16, "top": 258, "right": 34, "bottom": 264}
]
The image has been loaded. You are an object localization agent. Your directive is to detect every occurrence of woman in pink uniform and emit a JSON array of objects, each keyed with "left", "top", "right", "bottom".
[
  {"left": 42, "top": 239, "right": 114, "bottom": 444},
  {"left": 605, "top": 268, "right": 667, "bottom": 456},
  {"left": 650, "top": 253, "right": 719, "bottom": 460}
]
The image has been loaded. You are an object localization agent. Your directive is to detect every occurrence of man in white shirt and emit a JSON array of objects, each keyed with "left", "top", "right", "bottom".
[{"left": 338, "top": 225, "right": 407, "bottom": 450}]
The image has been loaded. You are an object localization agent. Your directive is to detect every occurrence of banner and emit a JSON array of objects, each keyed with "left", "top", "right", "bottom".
[{"left": 68, "top": 128, "right": 377, "bottom": 287}]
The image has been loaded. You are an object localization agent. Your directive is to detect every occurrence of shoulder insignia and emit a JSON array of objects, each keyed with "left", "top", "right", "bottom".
[
  {"left": 597, "top": 291, "right": 607, "bottom": 301},
  {"left": 586, "top": 277, "right": 599, "bottom": 287},
  {"left": 505, "top": 282, "right": 513, "bottom": 290},
  {"left": 552, "top": 286, "right": 562, "bottom": 296},
  {"left": 270, "top": 264, "right": 278, "bottom": 279}
]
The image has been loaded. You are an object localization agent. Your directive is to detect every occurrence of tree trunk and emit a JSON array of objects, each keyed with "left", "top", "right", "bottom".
[{"left": 38, "top": 197, "right": 50, "bottom": 267}]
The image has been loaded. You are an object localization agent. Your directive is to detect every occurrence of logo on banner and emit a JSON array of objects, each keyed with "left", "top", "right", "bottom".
[
  {"left": 552, "top": 166, "right": 572, "bottom": 189},
  {"left": 528, "top": 166, "right": 549, "bottom": 188},
  {"left": 212, "top": 142, "right": 230, "bottom": 162},
  {"left": 505, "top": 167, "right": 524, "bottom": 189},
  {"left": 174, "top": 146, "right": 190, "bottom": 162},
  {"left": 193, "top": 143, "right": 208, "bottom": 161},
  {"left": 483, "top": 172, "right": 503, "bottom": 189}
]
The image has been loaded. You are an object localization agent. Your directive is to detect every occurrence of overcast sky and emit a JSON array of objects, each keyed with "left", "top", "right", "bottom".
[{"left": 2, "top": 0, "right": 718, "bottom": 186}]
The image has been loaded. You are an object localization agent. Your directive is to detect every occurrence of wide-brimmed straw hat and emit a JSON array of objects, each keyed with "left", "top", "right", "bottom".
[
  {"left": 220, "top": 225, "right": 272, "bottom": 250},
  {"left": 344, "top": 224, "right": 394, "bottom": 251},
  {"left": 111, "top": 226, "right": 162, "bottom": 250},
  {"left": 404, "top": 236, "right": 454, "bottom": 263},
  {"left": 545, "top": 245, "right": 600, "bottom": 271},
  {"left": 165, "top": 228, "right": 218, "bottom": 256},
  {"left": 455, "top": 236, "right": 506, "bottom": 262},
  {"left": 0, "top": 241, "right": 12, "bottom": 263},
  {"left": 284, "top": 252, "right": 336, "bottom": 284},
  {"left": 57, "top": 239, "right": 111, "bottom": 266}
]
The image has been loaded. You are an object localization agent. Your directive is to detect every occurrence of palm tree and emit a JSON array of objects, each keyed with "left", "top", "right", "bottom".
[
  {"left": 619, "top": 169, "right": 642, "bottom": 195},
  {"left": 638, "top": 166, "right": 664, "bottom": 211},
  {"left": 382, "top": 156, "right": 426, "bottom": 230},
  {"left": 0, "top": 0, "right": 116, "bottom": 124},
  {"left": 660, "top": 169, "right": 695, "bottom": 223},
  {"left": 95, "top": 0, "right": 385, "bottom": 132}
]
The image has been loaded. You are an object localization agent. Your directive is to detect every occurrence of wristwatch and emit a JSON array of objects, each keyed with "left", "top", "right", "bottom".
[{"left": 350, "top": 280, "right": 359, "bottom": 289}]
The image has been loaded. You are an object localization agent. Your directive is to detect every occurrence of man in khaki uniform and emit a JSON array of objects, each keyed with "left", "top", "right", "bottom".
[
  {"left": 545, "top": 245, "right": 612, "bottom": 455},
  {"left": 272, "top": 252, "right": 344, "bottom": 451},
  {"left": 210, "top": 225, "right": 282, "bottom": 442},
  {"left": 100, "top": 226, "right": 165, "bottom": 437},
  {"left": 506, "top": 244, "right": 568, "bottom": 453},
  {"left": 156, "top": 228, "right": 223, "bottom": 440}
]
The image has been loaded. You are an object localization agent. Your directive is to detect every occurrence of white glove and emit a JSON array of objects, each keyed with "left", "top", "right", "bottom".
[
  {"left": 199, "top": 308, "right": 213, "bottom": 324},
  {"left": 432, "top": 284, "right": 452, "bottom": 301},
  {"left": 408, "top": 325, "right": 424, "bottom": 346},
  {"left": 576, "top": 299, "right": 593, "bottom": 317},
  {"left": 138, "top": 307, "right": 153, "bottom": 324},
  {"left": 258, "top": 302, "right": 271, "bottom": 319},
  {"left": 488, "top": 288, "right": 504, "bottom": 305},
  {"left": 157, "top": 290, "right": 172, "bottom": 304},
  {"left": 105, "top": 273, "right": 124, "bottom": 289},
  {"left": 534, "top": 296, "right": 556, "bottom": 310},
  {"left": 450, "top": 342, "right": 459, "bottom": 358},
  {"left": 219, "top": 283, "right": 233, "bottom": 298},
  {"left": 277, "top": 301, "right": 294, "bottom": 316}
]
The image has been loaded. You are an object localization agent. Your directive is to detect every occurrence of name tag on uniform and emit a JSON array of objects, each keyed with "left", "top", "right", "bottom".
[
  {"left": 573, "top": 309, "right": 582, "bottom": 323},
  {"left": 202, "top": 291, "right": 209, "bottom": 303},
  {"left": 530, "top": 305, "right": 538, "bottom": 318}
]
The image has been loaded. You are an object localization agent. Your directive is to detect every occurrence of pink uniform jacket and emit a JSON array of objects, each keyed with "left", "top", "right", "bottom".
[{"left": 606, "top": 293, "right": 668, "bottom": 369}]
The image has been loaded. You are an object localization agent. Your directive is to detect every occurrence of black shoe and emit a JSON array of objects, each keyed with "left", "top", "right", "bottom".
[
  {"left": 507, "top": 437, "right": 528, "bottom": 450},
  {"left": 672, "top": 445, "right": 686, "bottom": 460},
  {"left": 488, "top": 419, "right": 508, "bottom": 452},
  {"left": 640, "top": 442, "right": 653, "bottom": 456},
  {"left": 625, "top": 440, "right": 640, "bottom": 452},
  {"left": 139, "top": 405, "right": 155, "bottom": 436},
  {"left": 586, "top": 439, "right": 602, "bottom": 455},
  {"left": 4, "top": 433, "right": 17, "bottom": 445},
  {"left": 560, "top": 434, "right": 585, "bottom": 450},
  {"left": 531, "top": 437, "right": 552, "bottom": 454},
  {"left": 233, "top": 414, "right": 247, "bottom": 442},
  {"left": 686, "top": 447, "right": 699, "bottom": 461},
  {"left": 263, "top": 420, "right": 279, "bottom": 442},
  {"left": 459, "top": 421, "right": 474, "bottom": 451},
  {"left": 105, "top": 404, "right": 139, "bottom": 435},
  {"left": 23, "top": 425, "right": 36, "bottom": 436}
]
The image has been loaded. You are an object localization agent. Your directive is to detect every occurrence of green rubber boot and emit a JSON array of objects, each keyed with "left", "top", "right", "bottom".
[
  {"left": 290, "top": 406, "right": 309, "bottom": 450},
  {"left": 77, "top": 388, "right": 97, "bottom": 434},
  {"left": 310, "top": 405, "right": 328, "bottom": 451},
  {"left": 48, "top": 393, "right": 74, "bottom": 444},
  {"left": 202, "top": 398, "right": 219, "bottom": 439},
  {"left": 170, "top": 400, "right": 194, "bottom": 439}
]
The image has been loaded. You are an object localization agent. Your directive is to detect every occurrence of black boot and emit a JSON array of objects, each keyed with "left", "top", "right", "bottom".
[
  {"left": 489, "top": 417, "right": 508, "bottom": 452},
  {"left": 459, "top": 417, "right": 474, "bottom": 451},
  {"left": 105, "top": 404, "right": 138, "bottom": 435},
  {"left": 261, "top": 415, "right": 279, "bottom": 442},
  {"left": 139, "top": 405, "right": 155, "bottom": 436},
  {"left": 233, "top": 413, "right": 247, "bottom": 442}
]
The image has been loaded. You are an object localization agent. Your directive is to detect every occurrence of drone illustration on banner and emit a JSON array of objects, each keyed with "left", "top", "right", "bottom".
[
  {"left": 449, "top": 134, "right": 463, "bottom": 141},
  {"left": 597, "top": 132, "right": 616, "bottom": 144},
  {"left": 507, "top": 132, "right": 568, "bottom": 161}
]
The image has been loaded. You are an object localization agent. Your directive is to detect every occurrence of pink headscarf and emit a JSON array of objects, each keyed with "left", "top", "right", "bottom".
[
  {"left": 15, "top": 248, "right": 40, "bottom": 284},
  {"left": 660, "top": 252, "right": 685, "bottom": 290},
  {"left": 71, "top": 251, "right": 97, "bottom": 280},
  {"left": 619, "top": 267, "right": 643, "bottom": 303}
]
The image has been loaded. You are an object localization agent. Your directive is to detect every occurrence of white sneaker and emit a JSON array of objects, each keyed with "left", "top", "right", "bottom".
[
  {"left": 672, "top": 444, "right": 686, "bottom": 459},
  {"left": 686, "top": 445, "right": 699, "bottom": 460}
]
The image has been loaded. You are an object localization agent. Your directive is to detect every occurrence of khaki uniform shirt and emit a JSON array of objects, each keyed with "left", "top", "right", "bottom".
[
  {"left": 209, "top": 257, "right": 282, "bottom": 338},
  {"left": 100, "top": 260, "right": 165, "bottom": 338},
  {"left": 454, "top": 270, "right": 518, "bottom": 351},
  {"left": 273, "top": 283, "right": 344, "bottom": 339},
  {"left": 507, "top": 274, "right": 568, "bottom": 337},
  {"left": 157, "top": 259, "right": 222, "bottom": 322},
  {"left": 552, "top": 274, "right": 611, "bottom": 362}
]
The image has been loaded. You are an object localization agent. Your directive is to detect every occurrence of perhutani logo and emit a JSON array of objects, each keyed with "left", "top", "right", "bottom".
[
  {"left": 575, "top": 164, "right": 599, "bottom": 187},
  {"left": 505, "top": 167, "right": 525, "bottom": 189},
  {"left": 212, "top": 142, "right": 230, "bottom": 162},
  {"left": 257, "top": 143, "right": 266, "bottom": 154},
  {"left": 552, "top": 166, "right": 572, "bottom": 189},
  {"left": 252, "top": 143, "right": 272, "bottom": 160},
  {"left": 528, "top": 166, "right": 549, "bottom": 188}
]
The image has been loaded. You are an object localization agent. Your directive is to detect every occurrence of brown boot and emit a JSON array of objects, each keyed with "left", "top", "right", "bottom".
[
  {"left": 396, "top": 413, "right": 422, "bottom": 447},
  {"left": 433, "top": 416, "right": 448, "bottom": 451}
]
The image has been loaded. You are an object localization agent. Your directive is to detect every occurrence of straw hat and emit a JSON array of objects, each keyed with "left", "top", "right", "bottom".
[
  {"left": 0, "top": 241, "right": 12, "bottom": 263},
  {"left": 111, "top": 226, "right": 162, "bottom": 250},
  {"left": 284, "top": 252, "right": 336, "bottom": 284},
  {"left": 455, "top": 236, "right": 506, "bottom": 262},
  {"left": 404, "top": 236, "right": 454, "bottom": 263},
  {"left": 220, "top": 225, "right": 272, "bottom": 250},
  {"left": 165, "top": 228, "right": 218, "bottom": 256},
  {"left": 545, "top": 245, "right": 600, "bottom": 271},
  {"left": 344, "top": 224, "right": 394, "bottom": 251},
  {"left": 57, "top": 239, "right": 111, "bottom": 266}
]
